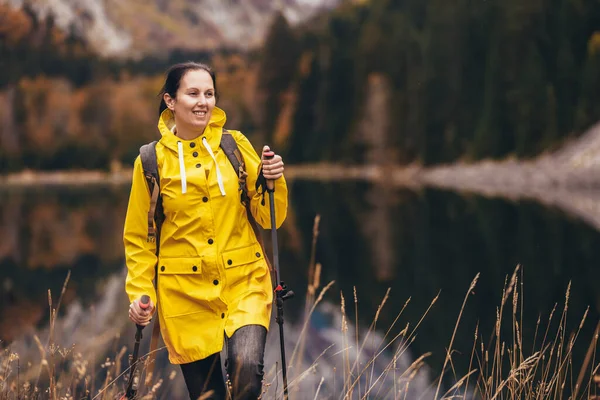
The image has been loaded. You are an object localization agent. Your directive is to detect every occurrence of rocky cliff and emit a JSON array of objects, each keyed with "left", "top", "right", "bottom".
[{"left": 1, "top": 0, "right": 340, "bottom": 57}]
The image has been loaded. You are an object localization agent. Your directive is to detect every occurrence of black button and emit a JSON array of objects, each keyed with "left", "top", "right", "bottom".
[
  {"left": 196, "top": 163, "right": 201, "bottom": 168},
  {"left": 190, "top": 142, "right": 196, "bottom": 148},
  {"left": 192, "top": 266, "right": 198, "bottom": 272},
  {"left": 192, "top": 151, "right": 198, "bottom": 157},
  {"left": 213, "top": 279, "right": 219, "bottom": 285},
  {"left": 227, "top": 259, "right": 232, "bottom": 265},
  {"left": 221, "top": 313, "right": 225, "bottom": 319},
  {"left": 208, "top": 238, "right": 214, "bottom": 245},
  {"left": 160, "top": 266, "right": 165, "bottom": 272},
  {"left": 202, "top": 196, "right": 208, "bottom": 202},
  {"left": 256, "top": 252, "right": 261, "bottom": 258}
]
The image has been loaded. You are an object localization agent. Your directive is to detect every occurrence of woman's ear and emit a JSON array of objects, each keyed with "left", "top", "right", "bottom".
[{"left": 164, "top": 93, "right": 175, "bottom": 110}]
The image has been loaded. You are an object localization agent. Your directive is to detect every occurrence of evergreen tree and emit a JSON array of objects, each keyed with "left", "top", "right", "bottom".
[
  {"left": 257, "top": 12, "right": 300, "bottom": 144},
  {"left": 286, "top": 46, "right": 321, "bottom": 163}
]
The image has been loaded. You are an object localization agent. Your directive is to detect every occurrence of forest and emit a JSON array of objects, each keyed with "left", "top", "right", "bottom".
[{"left": 1, "top": 0, "right": 600, "bottom": 171}]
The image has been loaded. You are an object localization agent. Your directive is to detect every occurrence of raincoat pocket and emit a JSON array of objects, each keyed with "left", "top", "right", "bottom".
[
  {"left": 221, "top": 244, "right": 270, "bottom": 304},
  {"left": 221, "top": 243, "right": 265, "bottom": 269},
  {"left": 157, "top": 257, "right": 216, "bottom": 318}
]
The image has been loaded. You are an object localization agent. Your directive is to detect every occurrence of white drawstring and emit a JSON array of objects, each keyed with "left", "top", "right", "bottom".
[
  {"left": 203, "top": 137, "right": 226, "bottom": 196},
  {"left": 177, "top": 141, "right": 187, "bottom": 194}
]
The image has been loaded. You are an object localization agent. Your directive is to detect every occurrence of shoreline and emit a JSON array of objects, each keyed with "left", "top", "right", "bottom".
[
  {"left": 0, "top": 163, "right": 420, "bottom": 188},
  {"left": 0, "top": 169, "right": 133, "bottom": 187},
  {"left": 2, "top": 157, "right": 600, "bottom": 190},
  {"left": 2, "top": 159, "right": 600, "bottom": 190},
  {"left": 2, "top": 121, "right": 600, "bottom": 193},
  {"left": 3, "top": 152, "right": 600, "bottom": 232}
]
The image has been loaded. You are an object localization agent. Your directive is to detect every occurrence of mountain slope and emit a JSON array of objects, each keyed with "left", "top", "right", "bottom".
[{"left": 1, "top": 0, "right": 340, "bottom": 57}]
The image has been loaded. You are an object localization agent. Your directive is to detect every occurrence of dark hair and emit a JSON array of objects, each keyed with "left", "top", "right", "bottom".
[{"left": 158, "top": 62, "right": 217, "bottom": 116}]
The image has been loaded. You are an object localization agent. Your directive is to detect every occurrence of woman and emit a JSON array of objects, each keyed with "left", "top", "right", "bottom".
[{"left": 124, "top": 62, "right": 287, "bottom": 400}]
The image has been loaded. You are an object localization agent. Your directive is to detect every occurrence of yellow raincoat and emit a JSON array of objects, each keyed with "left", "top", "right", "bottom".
[{"left": 124, "top": 107, "right": 288, "bottom": 364}]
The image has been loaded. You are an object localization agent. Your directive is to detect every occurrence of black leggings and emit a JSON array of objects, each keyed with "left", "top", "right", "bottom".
[{"left": 180, "top": 325, "right": 267, "bottom": 400}]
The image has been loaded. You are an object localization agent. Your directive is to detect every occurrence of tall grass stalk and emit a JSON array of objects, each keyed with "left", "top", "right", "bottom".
[
  {"left": 2, "top": 264, "right": 599, "bottom": 399},
  {"left": 288, "top": 280, "right": 335, "bottom": 369},
  {"left": 368, "top": 288, "right": 391, "bottom": 390},
  {"left": 354, "top": 286, "right": 361, "bottom": 398},
  {"left": 434, "top": 273, "right": 480, "bottom": 399},
  {"left": 573, "top": 321, "right": 600, "bottom": 398},
  {"left": 293, "top": 215, "right": 321, "bottom": 378},
  {"left": 346, "top": 292, "right": 440, "bottom": 397}
]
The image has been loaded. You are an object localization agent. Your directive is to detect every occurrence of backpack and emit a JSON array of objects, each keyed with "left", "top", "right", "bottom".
[{"left": 137, "top": 130, "right": 271, "bottom": 385}]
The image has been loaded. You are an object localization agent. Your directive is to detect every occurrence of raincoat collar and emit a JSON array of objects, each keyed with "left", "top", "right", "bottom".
[{"left": 157, "top": 107, "right": 227, "bottom": 154}]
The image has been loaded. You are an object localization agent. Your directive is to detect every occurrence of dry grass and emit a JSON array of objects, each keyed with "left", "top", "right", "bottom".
[{"left": 1, "top": 220, "right": 599, "bottom": 399}]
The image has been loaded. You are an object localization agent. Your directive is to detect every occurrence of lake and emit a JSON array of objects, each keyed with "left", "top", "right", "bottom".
[{"left": 1, "top": 179, "right": 599, "bottom": 399}]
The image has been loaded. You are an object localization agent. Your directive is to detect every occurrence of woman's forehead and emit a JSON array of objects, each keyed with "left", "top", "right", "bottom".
[{"left": 180, "top": 69, "right": 213, "bottom": 89}]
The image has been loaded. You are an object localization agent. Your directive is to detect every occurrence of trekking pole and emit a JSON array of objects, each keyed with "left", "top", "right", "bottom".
[
  {"left": 264, "top": 151, "right": 294, "bottom": 400},
  {"left": 121, "top": 295, "right": 151, "bottom": 400}
]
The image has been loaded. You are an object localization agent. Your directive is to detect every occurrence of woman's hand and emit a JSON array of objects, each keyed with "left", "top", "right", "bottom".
[
  {"left": 261, "top": 146, "right": 284, "bottom": 180},
  {"left": 128, "top": 297, "right": 155, "bottom": 326}
]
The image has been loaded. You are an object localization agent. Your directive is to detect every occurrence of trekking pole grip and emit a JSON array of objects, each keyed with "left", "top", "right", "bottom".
[
  {"left": 137, "top": 295, "right": 151, "bottom": 330},
  {"left": 263, "top": 150, "right": 275, "bottom": 192},
  {"left": 123, "top": 294, "right": 151, "bottom": 400}
]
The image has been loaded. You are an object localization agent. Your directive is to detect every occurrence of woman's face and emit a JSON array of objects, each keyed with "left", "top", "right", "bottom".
[{"left": 165, "top": 69, "right": 216, "bottom": 133}]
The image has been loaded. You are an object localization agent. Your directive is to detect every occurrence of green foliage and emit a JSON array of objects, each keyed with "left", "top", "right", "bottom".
[
  {"left": 287, "top": 49, "right": 321, "bottom": 163},
  {"left": 257, "top": 12, "right": 301, "bottom": 142},
  {"left": 264, "top": 0, "right": 600, "bottom": 165}
]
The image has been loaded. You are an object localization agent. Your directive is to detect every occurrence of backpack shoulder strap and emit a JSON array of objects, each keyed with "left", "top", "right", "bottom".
[
  {"left": 140, "top": 141, "right": 159, "bottom": 182},
  {"left": 139, "top": 141, "right": 161, "bottom": 243},
  {"left": 220, "top": 129, "right": 250, "bottom": 205},
  {"left": 220, "top": 130, "right": 239, "bottom": 173},
  {"left": 220, "top": 129, "right": 272, "bottom": 272}
]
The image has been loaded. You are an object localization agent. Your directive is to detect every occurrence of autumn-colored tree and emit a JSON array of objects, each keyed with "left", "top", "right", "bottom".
[{"left": 576, "top": 32, "right": 600, "bottom": 131}]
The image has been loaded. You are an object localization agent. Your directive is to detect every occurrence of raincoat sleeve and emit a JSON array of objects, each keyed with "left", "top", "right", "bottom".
[
  {"left": 123, "top": 156, "right": 158, "bottom": 305},
  {"left": 232, "top": 130, "right": 288, "bottom": 229}
]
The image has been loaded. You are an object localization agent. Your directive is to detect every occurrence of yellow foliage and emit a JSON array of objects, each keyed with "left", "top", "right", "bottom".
[
  {"left": 298, "top": 51, "right": 315, "bottom": 78},
  {"left": 588, "top": 31, "right": 600, "bottom": 56}
]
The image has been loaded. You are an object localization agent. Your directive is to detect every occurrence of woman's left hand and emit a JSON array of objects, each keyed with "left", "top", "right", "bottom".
[{"left": 261, "top": 146, "right": 284, "bottom": 180}]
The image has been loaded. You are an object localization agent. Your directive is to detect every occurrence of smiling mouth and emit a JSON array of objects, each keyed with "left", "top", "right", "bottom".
[{"left": 193, "top": 111, "right": 207, "bottom": 117}]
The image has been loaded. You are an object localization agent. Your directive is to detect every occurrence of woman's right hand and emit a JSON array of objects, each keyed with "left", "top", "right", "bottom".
[{"left": 128, "top": 297, "right": 155, "bottom": 326}]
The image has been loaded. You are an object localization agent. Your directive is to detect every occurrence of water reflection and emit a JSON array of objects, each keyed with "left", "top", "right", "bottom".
[
  {"left": 1, "top": 181, "right": 599, "bottom": 397},
  {"left": 0, "top": 186, "right": 127, "bottom": 343},
  {"left": 289, "top": 180, "right": 600, "bottom": 384}
]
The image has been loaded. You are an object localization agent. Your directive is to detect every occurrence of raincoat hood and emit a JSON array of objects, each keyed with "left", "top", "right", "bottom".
[
  {"left": 157, "top": 106, "right": 227, "bottom": 153},
  {"left": 157, "top": 107, "right": 228, "bottom": 195}
]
